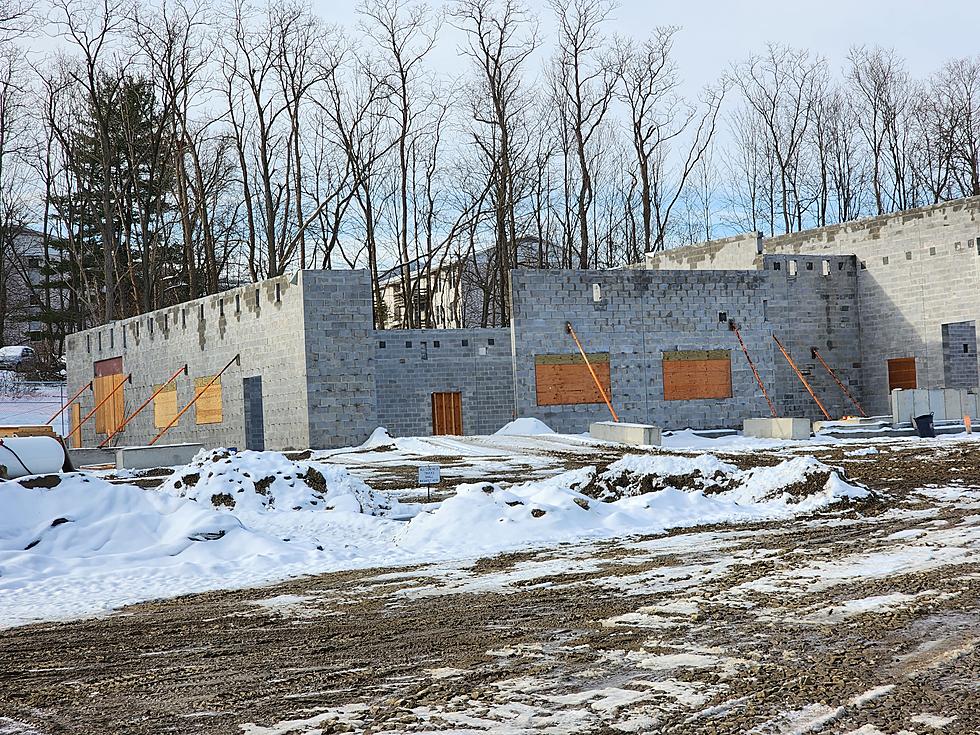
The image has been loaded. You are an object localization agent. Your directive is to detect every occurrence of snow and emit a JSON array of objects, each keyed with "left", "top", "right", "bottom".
[
  {"left": 0, "top": 444, "right": 870, "bottom": 627},
  {"left": 397, "top": 455, "right": 866, "bottom": 556},
  {"left": 495, "top": 417, "right": 556, "bottom": 436}
]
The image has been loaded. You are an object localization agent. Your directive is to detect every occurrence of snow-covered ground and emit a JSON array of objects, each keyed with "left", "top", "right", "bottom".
[{"left": 0, "top": 423, "right": 881, "bottom": 628}]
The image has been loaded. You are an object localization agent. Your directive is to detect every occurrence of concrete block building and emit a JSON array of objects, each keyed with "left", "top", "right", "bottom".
[{"left": 63, "top": 196, "right": 980, "bottom": 450}]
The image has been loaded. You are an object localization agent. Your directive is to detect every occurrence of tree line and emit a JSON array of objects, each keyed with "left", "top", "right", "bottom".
[{"left": 0, "top": 0, "right": 978, "bottom": 356}]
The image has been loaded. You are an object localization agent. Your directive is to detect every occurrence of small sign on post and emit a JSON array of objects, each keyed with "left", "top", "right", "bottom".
[{"left": 418, "top": 464, "right": 441, "bottom": 501}]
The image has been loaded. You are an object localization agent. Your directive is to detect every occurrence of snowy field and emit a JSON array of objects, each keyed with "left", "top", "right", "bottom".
[
  {"left": 1, "top": 392, "right": 980, "bottom": 732},
  {"left": 0, "top": 423, "right": 873, "bottom": 628}
]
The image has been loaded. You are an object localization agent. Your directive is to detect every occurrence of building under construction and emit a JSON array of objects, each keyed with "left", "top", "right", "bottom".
[{"left": 64, "top": 196, "right": 980, "bottom": 451}]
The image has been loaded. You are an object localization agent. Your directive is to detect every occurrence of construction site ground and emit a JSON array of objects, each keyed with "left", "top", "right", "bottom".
[{"left": 2, "top": 435, "right": 979, "bottom": 734}]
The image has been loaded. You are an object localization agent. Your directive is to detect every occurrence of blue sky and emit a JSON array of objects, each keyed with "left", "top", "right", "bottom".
[{"left": 313, "top": 0, "right": 978, "bottom": 95}]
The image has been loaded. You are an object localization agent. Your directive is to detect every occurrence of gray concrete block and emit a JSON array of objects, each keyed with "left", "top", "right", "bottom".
[
  {"left": 590, "top": 421, "right": 661, "bottom": 446},
  {"left": 115, "top": 443, "right": 204, "bottom": 470},
  {"left": 743, "top": 418, "right": 812, "bottom": 440}
]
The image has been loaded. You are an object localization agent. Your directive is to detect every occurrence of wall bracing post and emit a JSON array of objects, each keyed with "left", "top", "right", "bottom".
[
  {"left": 565, "top": 321, "right": 619, "bottom": 423},
  {"left": 772, "top": 334, "right": 831, "bottom": 421},
  {"left": 729, "top": 320, "right": 777, "bottom": 418},
  {"left": 99, "top": 365, "right": 189, "bottom": 448},
  {"left": 149, "top": 355, "right": 240, "bottom": 446},
  {"left": 47, "top": 380, "right": 92, "bottom": 425},
  {"left": 810, "top": 348, "right": 867, "bottom": 418},
  {"left": 67, "top": 374, "right": 131, "bottom": 445}
]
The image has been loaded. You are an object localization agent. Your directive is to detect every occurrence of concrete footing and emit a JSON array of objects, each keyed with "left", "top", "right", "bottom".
[
  {"left": 590, "top": 421, "right": 661, "bottom": 446},
  {"left": 115, "top": 443, "right": 204, "bottom": 470},
  {"left": 743, "top": 418, "right": 812, "bottom": 440},
  {"left": 68, "top": 447, "right": 117, "bottom": 468}
]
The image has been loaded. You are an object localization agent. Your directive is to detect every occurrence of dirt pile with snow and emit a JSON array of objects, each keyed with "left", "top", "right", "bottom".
[
  {"left": 160, "top": 448, "right": 403, "bottom": 516},
  {"left": 579, "top": 454, "right": 849, "bottom": 505},
  {"left": 398, "top": 454, "right": 869, "bottom": 554}
]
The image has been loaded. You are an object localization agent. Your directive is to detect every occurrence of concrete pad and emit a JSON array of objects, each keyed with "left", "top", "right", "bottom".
[
  {"left": 743, "top": 418, "right": 811, "bottom": 440},
  {"left": 68, "top": 447, "right": 117, "bottom": 469},
  {"left": 115, "top": 443, "right": 204, "bottom": 470},
  {"left": 590, "top": 421, "right": 661, "bottom": 446}
]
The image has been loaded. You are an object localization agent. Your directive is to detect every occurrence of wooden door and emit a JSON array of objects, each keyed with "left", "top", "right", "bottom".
[
  {"left": 431, "top": 392, "right": 463, "bottom": 435},
  {"left": 92, "top": 357, "right": 125, "bottom": 435},
  {"left": 887, "top": 357, "right": 917, "bottom": 392}
]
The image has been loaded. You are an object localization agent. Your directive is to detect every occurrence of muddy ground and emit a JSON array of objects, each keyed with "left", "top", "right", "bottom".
[{"left": 1, "top": 440, "right": 979, "bottom": 734}]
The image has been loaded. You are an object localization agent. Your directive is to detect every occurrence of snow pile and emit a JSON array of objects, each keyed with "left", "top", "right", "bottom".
[
  {"left": 580, "top": 453, "right": 740, "bottom": 500},
  {"left": 495, "top": 418, "right": 556, "bottom": 436},
  {"left": 361, "top": 427, "right": 397, "bottom": 450},
  {"left": 161, "top": 448, "right": 402, "bottom": 516},
  {"left": 0, "top": 473, "right": 285, "bottom": 582},
  {"left": 398, "top": 454, "right": 869, "bottom": 554}
]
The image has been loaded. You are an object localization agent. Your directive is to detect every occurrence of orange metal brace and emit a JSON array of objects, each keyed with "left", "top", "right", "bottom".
[
  {"left": 810, "top": 348, "right": 867, "bottom": 418},
  {"left": 47, "top": 380, "right": 93, "bottom": 424},
  {"left": 772, "top": 334, "right": 831, "bottom": 421},
  {"left": 565, "top": 322, "right": 619, "bottom": 422},
  {"left": 150, "top": 354, "right": 240, "bottom": 445},
  {"left": 729, "top": 321, "right": 777, "bottom": 418},
  {"left": 98, "top": 364, "right": 189, "bottom": 448},
  {"left": 66, "top": 374, "right": 131, "bottom": 445}
]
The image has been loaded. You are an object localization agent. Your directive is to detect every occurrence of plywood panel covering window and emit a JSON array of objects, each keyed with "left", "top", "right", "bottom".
[
  {"left": 153, "top": 382, "right": 179, "bottom": 428},
  {"left": 431, "top": 391, "right": 463, "bottom": 435},
  {"left": 535, "top": 353, "right": 611, "bottom": 406},
  {"left": 887, "top": 357, "right": 917, "bottom": 391},
  {"left": 93, "top": 373, "right": 126, "bottom": 435},
  {"left": 663, "top": 350, "right": 732, "bottom": 400},
  {"left": 195, "top": 376, "right": 223, "bottom": 424}
]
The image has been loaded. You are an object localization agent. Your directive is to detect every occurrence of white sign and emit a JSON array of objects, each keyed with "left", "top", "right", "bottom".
[{"left": 418, "top": 464, "right": 441, "bottom": 485}]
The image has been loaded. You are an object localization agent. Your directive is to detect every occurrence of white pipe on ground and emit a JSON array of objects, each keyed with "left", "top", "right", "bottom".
[{"left": 0, "top": 437, "right": 68, "bottom": 479}]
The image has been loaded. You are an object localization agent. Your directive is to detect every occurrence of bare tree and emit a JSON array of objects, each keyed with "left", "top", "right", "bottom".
[
  {"left": 451, "top": 0, "right": 538, "bottom": 324},
  {"left": 733, "top": 44, "right": 824, "bottom": 234},
  {"left": 549, "top": 0, "right": 618, "bottom": 268}
]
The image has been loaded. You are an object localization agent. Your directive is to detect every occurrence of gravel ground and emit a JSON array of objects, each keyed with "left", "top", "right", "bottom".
[{"left": 1, "top": 440, "right": 979, "bottom": 734}]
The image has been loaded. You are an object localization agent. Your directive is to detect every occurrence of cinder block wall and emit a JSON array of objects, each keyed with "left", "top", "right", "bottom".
[
  {"left": 764, "top": 254, "right": 864, "bottom": 420},
  {"left": 764, "top": 197, "right": 980, "bottom": 414},
  {"left": 509, "top": 269, "right": 780, "bottom": 432},
  {"left": 65, "top": 274, "right": 311, "bottom": 450},
  {"left": 302, "top": 270, "right": 379, "bottom": 448},
  {"left": 373, "top": 328, "right": 514, "bottom": 436}
]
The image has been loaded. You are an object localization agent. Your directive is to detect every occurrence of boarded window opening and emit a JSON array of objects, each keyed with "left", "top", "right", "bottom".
[
  {"left": 662, "top": 350, "right": 732, "bottom": 401},
  {"left": 887, "top": 357, "right": 917, "bottom": 392},
  {"left": 535, "top": 353, "right": 611, "bottom": 406},
  {"left": 432, "top": 392, "right": 463, "bottom": 435},
  {"left": 788, "top": 260, "right": 798, "bottom": 277},
  {"left": 153, "top": 382, "right": 178, "bottom": 429},
  {"left": 194, "top": 376, "right": 223, "bottom": 424}
]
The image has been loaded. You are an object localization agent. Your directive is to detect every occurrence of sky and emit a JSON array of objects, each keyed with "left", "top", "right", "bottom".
[{"left": 311, "top": 0, "right": 979, "bottom": 97}]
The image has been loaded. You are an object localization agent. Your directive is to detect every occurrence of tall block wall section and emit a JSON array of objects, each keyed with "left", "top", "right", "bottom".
[
  {"left": 302, "top": 270, "right": 379, "bottom": 448},
  {"left": 373, "top": 328, "right": 514, "bottom": 436},
  {"left": 65, "top": 273, "right": 312, "bottom": 451},
  {"left": 763, "top": 197, "right": 980, "bottom": 414},
  {"left": 763, "top": 255, "right": 864, "bottom": 420},
  {"left": 509, "top": 269, "right": 784, "bottom": 432}
]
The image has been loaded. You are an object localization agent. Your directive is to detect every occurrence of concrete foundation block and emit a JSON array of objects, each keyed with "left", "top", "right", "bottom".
[
  {"left": 115, "top": 443, "right": 204, "bottom": 470},
  {"left": 68, "top": 447, "right": 117, "bottom": 468},
  {"left": 743, "top": 418, "right": 812, "bottom": 440},
  {"left": 590, "top": 421, "right": 661, "bottom": 446}
]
